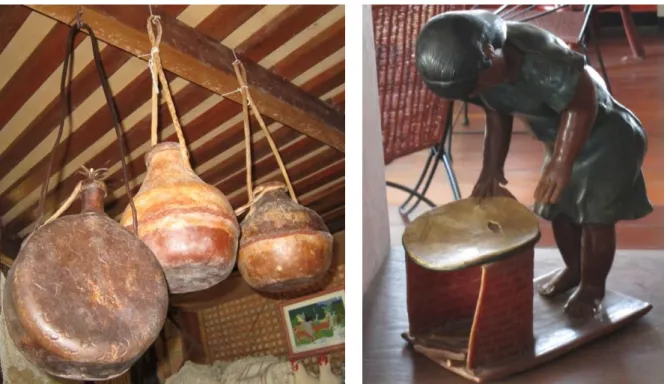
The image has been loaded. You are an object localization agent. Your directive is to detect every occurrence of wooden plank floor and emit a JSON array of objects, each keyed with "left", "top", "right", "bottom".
[{"left": 385, "top": 33, "right": 664, "bottom": 250}]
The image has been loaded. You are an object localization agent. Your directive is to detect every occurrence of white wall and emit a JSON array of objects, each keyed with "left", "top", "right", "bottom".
[{"left": 362, "top": 5, "right": 390, "bottom": 294}]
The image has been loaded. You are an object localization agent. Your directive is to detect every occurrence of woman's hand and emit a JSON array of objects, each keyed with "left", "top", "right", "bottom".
[
  {"left": 534, "top": 159, "right": 572, "bottom": 204},
  {"left": 533, "top": 69, "right": 595, "bottom": 205},
  {"left": 471, "top": 169, "right": 515, "bottom": 200}
]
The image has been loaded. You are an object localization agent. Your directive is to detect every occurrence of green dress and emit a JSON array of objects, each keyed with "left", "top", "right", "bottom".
[{"left": 470, "top": 23, "right": 653, "bottom": 225}]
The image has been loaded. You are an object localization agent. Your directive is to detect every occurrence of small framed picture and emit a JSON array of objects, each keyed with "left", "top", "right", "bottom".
[{"left": 278, "top": 285, "right": 345, "bottom": 359}]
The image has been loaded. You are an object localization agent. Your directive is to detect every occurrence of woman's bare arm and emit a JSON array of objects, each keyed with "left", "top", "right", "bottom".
[
  {"left": 472, "top": 107, "right": 514, "bottom": 198},
  {"left": 484, "top": 108, "right": 514, "bottom": 178},
  {"left": 534, "top": 69, "right": 598, "bottom": 203}
]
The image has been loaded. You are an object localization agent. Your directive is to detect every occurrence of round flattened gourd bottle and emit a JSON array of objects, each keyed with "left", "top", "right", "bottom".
[
  {"left": 3, "top": 172, "right": 169, "bottom": 381},
  {"left": 237, "top": 182, "right": 334, "bottom": 292},
  {"left": 120, "top": 142, "right": 240, "bottom": 294}
]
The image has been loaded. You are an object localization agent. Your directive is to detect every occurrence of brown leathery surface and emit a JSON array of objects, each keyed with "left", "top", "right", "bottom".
[
  {"left": 141, "top": 218, "right": 239, "bottom": 293},
  {"left": 238, "top": 183, "right": 333, "bottom": 292},
  {"left": 239, "top": 232, "right": 333, "bottom": 292},
  {"left": 120, "top": 142, "right": 240, "bottom": 294},
  {"left": 3, "top": 213, "right": 168, "bottom": 380}
]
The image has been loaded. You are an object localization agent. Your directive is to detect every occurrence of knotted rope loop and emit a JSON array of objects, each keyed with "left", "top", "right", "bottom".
[
  {"left": 234, "top": 183, "right": 288, "bottom": 217},
  {"left": 42, "top": 166, "right": 110, "bottom": 228},
  {"left": 144, "top": 15, "right": 191, "bottom": 169},
  {"left": 231, "top": 59, "right": 298, "bottom": 210}
]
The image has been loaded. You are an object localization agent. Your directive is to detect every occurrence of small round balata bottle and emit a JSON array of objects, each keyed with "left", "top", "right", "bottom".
[{"left": 238, "top": 182, "right": 333, "bottom": 292}]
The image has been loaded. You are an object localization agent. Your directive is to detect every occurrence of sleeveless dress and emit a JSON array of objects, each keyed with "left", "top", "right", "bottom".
[{"left": 470, "top": 26, "right": 653, "bottom": 225}]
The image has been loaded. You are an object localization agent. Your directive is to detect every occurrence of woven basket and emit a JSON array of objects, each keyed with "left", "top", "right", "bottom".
[
  {"left": 373, "top": 5, "right": 593, "bottom": 165},
  {"left": 372, "top": 5, "right": 465, "bottom": 164}
]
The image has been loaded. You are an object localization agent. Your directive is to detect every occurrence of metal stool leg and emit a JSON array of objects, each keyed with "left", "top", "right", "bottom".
[
  {"left": 462, "top": 102, "right": 470, "bottom": 126},
  {"left": 399, "top": 144, "right": 442, "bottom": 216},
  {"left": 588, "top": 25, "right": 612, "bottom": 95},
  {"left": 386, "top": 181, "right": 437, "bottom": 208},
  {"left": 577, "top": 5, "right": 612, "bottom": 95},
  {"left": 398, "top": 149, "right": 437, "bottom": 209},
  {"left": 442, "top": 153, "right": 461, "bottom": 200},
  {"left": 441, "top": 123, "right": 461, "bottom": 200},
  {"left": 397, "top": 103, "right": 454, "bottom": 216},
  {"left": 386, "top": 102, "right": 462, "bottom": 221},
  {"left": 399, "top": 126, "right": 461, "bottom": 214},
  {"left": 388, "top": 151, "right": 441, "bottom": 225}
]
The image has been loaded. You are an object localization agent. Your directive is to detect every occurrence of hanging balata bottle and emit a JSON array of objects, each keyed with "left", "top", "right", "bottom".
[
  {"left": 238, "top": 181, "right": 334, "bottom": 292},
  {"left": 120, "top": 142, "right": 240, "bottom": 294},
  {"left": 3, "top": 170, "right": 169, "bottom": 381}
]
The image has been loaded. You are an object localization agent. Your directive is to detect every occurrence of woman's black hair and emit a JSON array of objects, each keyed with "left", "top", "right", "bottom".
[{"left": 415, "top": 10, "right": 507, "bottom": 100}]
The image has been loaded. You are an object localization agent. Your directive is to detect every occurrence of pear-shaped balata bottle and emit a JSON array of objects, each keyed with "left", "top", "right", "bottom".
[
  {"left": 237, "top": 182, "right": 334, "bottom": 292},
  {"left": 3, "top": 170, "right": 169, "bottom": 380},
  {"left": 120, "top": 142, "right": 240, "bottom": 294}
]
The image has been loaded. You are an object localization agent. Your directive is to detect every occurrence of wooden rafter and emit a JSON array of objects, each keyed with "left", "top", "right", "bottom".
[
  {"left": 0, "top": 5, "right": 345, "bottom": 256},
  {"left": 26, "top": 4, "right": 345, "bottom": 152}
]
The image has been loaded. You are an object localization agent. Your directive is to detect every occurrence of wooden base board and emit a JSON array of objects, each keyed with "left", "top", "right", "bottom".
[{"left": 403, "top": 270, "right": 653, "bottom": 383}]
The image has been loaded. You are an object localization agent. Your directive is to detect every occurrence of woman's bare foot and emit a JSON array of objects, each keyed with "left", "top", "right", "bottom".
[
  {"left": 537, "top": 268, "right": 580, "bottom": 297},
  {"left": 564, "top": 284, "right": 605, "bottom": 318}
]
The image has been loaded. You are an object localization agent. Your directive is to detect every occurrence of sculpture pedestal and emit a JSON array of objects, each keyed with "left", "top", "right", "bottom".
[{"left": 403, "top": 269, "right": 652, "bottom": 383}]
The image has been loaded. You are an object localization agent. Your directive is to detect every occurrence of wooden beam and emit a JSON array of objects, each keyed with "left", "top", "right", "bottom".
[
  {"left": 0, "top": 5, "right": 32, "bottom": 53},
  {"left": 26, "top": 5, "right": 345, "bottom": 152}
]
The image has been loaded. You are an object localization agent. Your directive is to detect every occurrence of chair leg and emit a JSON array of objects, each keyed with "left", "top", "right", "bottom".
[
  {"left": 619, "top": 5, "right": 645, "bottom": 60},
  {"left": 441, "top": 151, "right": 461, "bottom": 201},
  {"left": 446, "top": 127, "right": 454, "bottom": 163},
  {"left": 398, "top": 115, "right": 462, "bottom": 217},
  {"left": 442, "top": 123, "right": 461, "bottom": 200},
  {"left": 398, "top": 149, "right": 437, "bottom": 211},
  {"left": 399, "top": 147, "right": 441, "bottom": 216},
  {"left": 397, "top": 104, "right": 456, "bottom": 217},
  {"left": 388, "top": 102, "right": 463, "bottom": 221},
  {"left": 385, "top": 181, "right": 437, "bottom": 208},
  {"left": 587, "top": 25, "right": 613, "bottom": 95},
  {"left": 462, "top": 102, "right": 470, "bottom": 126}
]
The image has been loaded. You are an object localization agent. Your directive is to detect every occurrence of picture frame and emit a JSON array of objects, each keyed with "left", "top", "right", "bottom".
[{"left": 278, "top": 285, "right": 345, "bottom": 359}]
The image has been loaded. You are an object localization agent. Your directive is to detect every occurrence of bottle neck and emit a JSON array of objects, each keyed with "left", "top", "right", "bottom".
[
  {"left": 144, "top": 145, "right": 195, "bottom": 187},
  {"left": 149, "top": 150, "right": 185, "bottom": 171},
  {"left": 80, "top": 181, "right": 107, "bottom": 214},
  {"left": 246, "top": 188, "right": 289, "bottom": 217},
  {"left": 262, "top": 189, "right": 287, "bottom": 200}
]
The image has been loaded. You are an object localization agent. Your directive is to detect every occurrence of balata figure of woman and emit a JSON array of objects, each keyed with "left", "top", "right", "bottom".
[{"left": 415, "top": 10, "right": 652, "bottom": 318}]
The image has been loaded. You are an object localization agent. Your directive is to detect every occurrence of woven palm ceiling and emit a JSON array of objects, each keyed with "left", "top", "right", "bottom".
[{"left": 0, "top": 4, "right": 346, "bottom": 257}]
